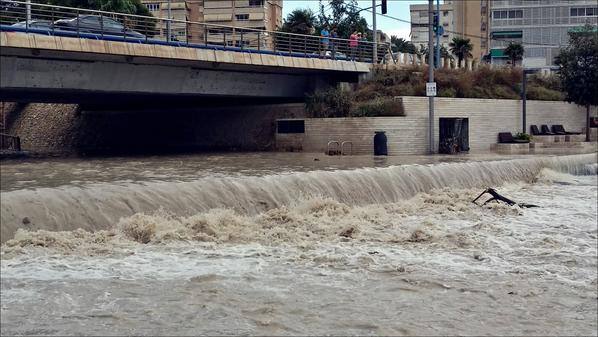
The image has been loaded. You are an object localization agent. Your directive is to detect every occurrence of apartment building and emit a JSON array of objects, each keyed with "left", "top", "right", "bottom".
[
  {"left": 141, "top": 0, "right": 188, "bottom": 40},
  {"left": 450, "top": 0, "right": 490, "bottom": 61},
  {"left": 489, "top": 0, "right": 597, "bottom": 69},
  {"left": 141, "top": 0, "right": 282, "bottom": 47},
  {"left": 409, "top": 3, "right": 454, "bottom": 49},
  {"left": 186, "top": 0, "right": 282, "bottom": 47}
]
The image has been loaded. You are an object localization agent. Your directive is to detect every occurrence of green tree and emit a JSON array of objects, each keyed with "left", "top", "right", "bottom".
[
  {"left": 390, "top": 36, "right": 416, "bottom": 54},
  {"left": 417, "top": 44, "right": 429, "bottom": 63},
  {"left": 317, "top": 0, "right": 369, "bottom": 39},
  {"left": 449, "top": 37, "right": 473, "bottom": 68},
  {"left": 555, "top": 24, "right": 598, "bottom": 142},
  {"left": 504, "top": 42, "right": 524, "bottom": 67},
  {"left": 440, "top": 45, "right": 453, "bottom": 60},
  {"left": 280, "top": 8, "right": 317, "bottom": 35}
]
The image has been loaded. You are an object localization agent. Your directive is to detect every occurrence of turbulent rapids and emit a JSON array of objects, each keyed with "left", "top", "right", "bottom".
[
  {"left": 1, "top": 153, "right": 596, "bottom": 243},
  {"left": 1, "top": 153, "right": 597, "bottom": 335}
]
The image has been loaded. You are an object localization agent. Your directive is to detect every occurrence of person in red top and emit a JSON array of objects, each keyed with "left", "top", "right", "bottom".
[{"left": 349, "top": 31, "right": 359, "bottom": 61}]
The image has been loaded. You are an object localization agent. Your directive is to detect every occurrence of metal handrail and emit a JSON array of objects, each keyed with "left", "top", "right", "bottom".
[
  {"left": 0, "top": 0, "right": 392, "bottom": 63},
  {"left": 341, "top": 141, "right": 353, "bottom": 155},
  {"left": 327, "top": 140, "right": 340, "bottom": 155}
]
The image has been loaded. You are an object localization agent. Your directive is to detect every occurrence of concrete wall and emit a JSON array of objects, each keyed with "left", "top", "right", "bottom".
[{"left": 277, "top": 97, "right": 596, "bottom": 155}]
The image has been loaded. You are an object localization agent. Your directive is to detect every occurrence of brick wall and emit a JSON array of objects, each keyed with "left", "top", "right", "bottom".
[{"left": 277, "top": 97, "right": 596, "bottom": 155}]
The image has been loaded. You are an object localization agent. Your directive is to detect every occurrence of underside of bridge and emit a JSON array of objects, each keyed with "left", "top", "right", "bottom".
[{"left": 0, "top": 46, "right": 361, "bottom": 104}]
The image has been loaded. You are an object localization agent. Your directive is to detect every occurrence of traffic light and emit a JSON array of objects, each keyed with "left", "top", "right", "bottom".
[
  {"left": 381, "top": 0, "right": 387, "bottom": 14},
  {"left": 432, "top": 12, "right": 439, "bottom": 33}
]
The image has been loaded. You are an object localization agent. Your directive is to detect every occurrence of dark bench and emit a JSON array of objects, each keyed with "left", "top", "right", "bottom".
[{"left": 552, "top": 125, "right": 582, "bottom": 135}]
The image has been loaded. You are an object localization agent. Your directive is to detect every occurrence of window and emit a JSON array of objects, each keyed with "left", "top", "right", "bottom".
[
  {"left": 143, "top": 3, "right": 160, "bottom": 11},
  {"left": 208, "top": 28, "right": 233, "bottom": 34},
  {"left": 249, "top": 0, "right": 263, "bottom": 7},
  {"left": 235, "top": 14, "right": 249, "bottom": 21},
  {"left": 81, "top": 16, "right": 101, "bottom": 24},
  {"left": 571, "top": 7, "right": 598, "bottom": 17},
  {"left": 509, "top": 10, "right": 523, "bottom": 18},
  {"left": 102, "top": 17, "right": 122, "bottom": 28},
  {"left": 443, "top": 10, "right": 448, "bottom": 16},
  {"left": 493, "top": 10, "right": 522, "bottom": 19},
  {"left": 277, "top": 120, "right": 305, "bottom": 134}
]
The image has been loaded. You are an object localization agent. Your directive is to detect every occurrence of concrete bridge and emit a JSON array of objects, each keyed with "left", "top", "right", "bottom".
[{"left": 0, "top": 30, "right": 372, "bottom": 104}]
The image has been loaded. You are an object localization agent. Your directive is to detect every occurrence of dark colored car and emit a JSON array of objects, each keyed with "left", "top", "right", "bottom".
[
  {"left": 53, "top": 15, "right": 145, "bottom": 39},
  {"left": 11, "top": 20, "right": 54, "bottom": 30}
]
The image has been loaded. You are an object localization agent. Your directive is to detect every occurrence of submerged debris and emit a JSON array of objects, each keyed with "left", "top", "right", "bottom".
[{"left": 472, "top": 188, "right": 539, "bottom": 208}]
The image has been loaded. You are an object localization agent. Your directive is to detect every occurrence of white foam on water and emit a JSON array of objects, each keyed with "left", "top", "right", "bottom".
[{"left": 1, "top": 154, "right": 596, "bottom": 335}]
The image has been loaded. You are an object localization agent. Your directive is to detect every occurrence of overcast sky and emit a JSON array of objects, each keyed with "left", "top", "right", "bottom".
[{"left": 282, "top": 0, "right": 427, "bottom": 40}]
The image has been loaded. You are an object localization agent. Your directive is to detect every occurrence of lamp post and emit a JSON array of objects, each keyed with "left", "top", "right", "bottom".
[
  {"left": 521, "top": 68, "right": 536, "bottom": 134},
  {"left": 428, "top": 0, "right": 435, "bottom": 153},
  {"left": 26, "top": 0, "right": 31, "bottom": 22},
  {"left": 372, "top": 0, "right": 377, "bottom": 63},
  {"left": 166, "top": 0, "right": 171, "bottom": 42}
]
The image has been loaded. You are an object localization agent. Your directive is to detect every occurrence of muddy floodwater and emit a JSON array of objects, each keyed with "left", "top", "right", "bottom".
[{"left": 1, "top": 153, "right": 597, "bottom": 335}]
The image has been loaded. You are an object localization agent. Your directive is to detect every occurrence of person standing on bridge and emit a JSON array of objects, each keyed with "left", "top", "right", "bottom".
[
  {"left": 320, "top": 26, "right": 330, "bottom": 56},
  {"left": 349, "top": 31, "right": 359, "bottom": 61},
  {"left": 330, "top": 28, "right": 338, "bottom": 60}
]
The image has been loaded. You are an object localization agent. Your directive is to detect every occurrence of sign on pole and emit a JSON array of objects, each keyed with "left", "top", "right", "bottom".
[{"left": 426, "top": 82, "right": 437, "bottom": 97}]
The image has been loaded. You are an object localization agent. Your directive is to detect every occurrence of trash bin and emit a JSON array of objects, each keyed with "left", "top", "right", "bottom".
[{"left": 374, "top": 131, "right": 388, "bottom": 156}]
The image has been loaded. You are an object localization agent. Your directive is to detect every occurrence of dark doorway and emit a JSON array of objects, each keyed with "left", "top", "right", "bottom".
[{"left": 439, "top": 118, "right": 469, "bottom": 154}]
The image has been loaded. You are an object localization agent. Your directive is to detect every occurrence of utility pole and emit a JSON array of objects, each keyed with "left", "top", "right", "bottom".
[
  {"left": 435, "top": 0, "right": 440, "bottom": 68},
  {"left": 372, "top": 0, "right": 377, "bottom": 63},
  {"left": 26, "top": 0, "right": 31, "bottom": 22},
  {"left": 166, "top": 0, "right": 172, "bottom": 42},
  {"left": 521, "top": 69, "right": 531, "bottom": 134},
  {"left": 428, "top": 0, "right": 435, "bottom": 153}
]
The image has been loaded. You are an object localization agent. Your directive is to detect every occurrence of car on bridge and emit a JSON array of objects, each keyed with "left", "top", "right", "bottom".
[
  {"left": 53, "top": 15, "right": 145, "bottom": 39},
  {"left": 11, "top": 20, "right": 54, "bottom": 30}
]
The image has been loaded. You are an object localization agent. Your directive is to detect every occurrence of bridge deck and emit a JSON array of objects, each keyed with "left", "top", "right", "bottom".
[{"left": 0, "top": 31, "right": 371, "bottom": 74}]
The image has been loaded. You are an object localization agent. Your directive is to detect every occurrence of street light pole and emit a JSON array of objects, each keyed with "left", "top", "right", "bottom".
[
  {"left": 428, "top": 0, "right": 435, "bottom": 153},
  {"left": 435, "top": 0, "right": 440, "bottom": 68},
  {"left": 26, "top": 0, "right": 31, "bottom": 22},
  {"left": 372, "top": 0, "right": 377, "bottom": 63},
  {"left": 166, "top": 0, "right": 171, "bottom": 42}
]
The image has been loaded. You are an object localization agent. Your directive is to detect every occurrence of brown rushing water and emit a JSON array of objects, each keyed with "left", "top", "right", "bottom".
[{"left": 1, "top": 152, "right": 597, "bottom": 335}]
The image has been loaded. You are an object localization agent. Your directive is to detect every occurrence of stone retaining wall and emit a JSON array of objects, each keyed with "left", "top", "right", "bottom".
[{"left": 276, "top": 97, "right": 597, "bottom": 155}]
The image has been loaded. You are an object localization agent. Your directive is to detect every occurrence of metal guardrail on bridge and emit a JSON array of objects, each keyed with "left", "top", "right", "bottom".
[{"left": 0, "top": 0, "right": 393, "bottom": 64}]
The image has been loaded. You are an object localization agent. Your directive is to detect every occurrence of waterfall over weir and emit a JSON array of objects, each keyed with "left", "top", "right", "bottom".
[{"left": 1, "top": 154, "right": 596, "bottom": 242}]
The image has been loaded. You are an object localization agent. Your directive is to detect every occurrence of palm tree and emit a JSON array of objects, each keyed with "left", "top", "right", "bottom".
[
  {"left": 280, "top": 8, "right": 317, "bottom": 35},
  {"left": 390, "top": 36, "right": 416, "bottom": 54},
  {"left": 504, "top": 42, "right": 524, "bottom": 67},
  {"left": 449, "top": 37, "right": 473, "bottom": 68}
]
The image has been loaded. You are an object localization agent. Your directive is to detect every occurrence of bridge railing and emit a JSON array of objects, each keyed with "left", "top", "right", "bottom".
[{"left": 0, "top": 0, "right": 393, "bottom": 64}]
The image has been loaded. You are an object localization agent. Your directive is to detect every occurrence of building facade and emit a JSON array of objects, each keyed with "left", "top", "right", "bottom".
[
  {"left": 141, "top": 0, "right": 189, "bottom": 40},
  {"left": 409, "top": 3, "right": 454, "bottom": 50},
  {"left": 489, "top": 0, "right": 598, "bottom": 69},
  {"left": 141, "top": 0, "right": 282, "bottom": 47},
  {"left": 450, "top": 0, "right": 490, "bottom": 62},
  {"left": 187, "top": 0, "right": 282, "bottom": 48}
]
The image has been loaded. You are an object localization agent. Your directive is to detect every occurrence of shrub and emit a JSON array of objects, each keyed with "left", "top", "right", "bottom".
[
  {"left": 351, "top": 98, "right": 405, "bottom": 117},
  {"left": 438, "top": 87, "right": 457, "bottom": 97},
  {"left": 526, "top": 85, "right": 565, "bottom": 101},
  {"left": 515, "top": 132, "right": 532, "bottom": 141},
  {"left": 306, "top": 87, "right": 353, "bottom": 118}
]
